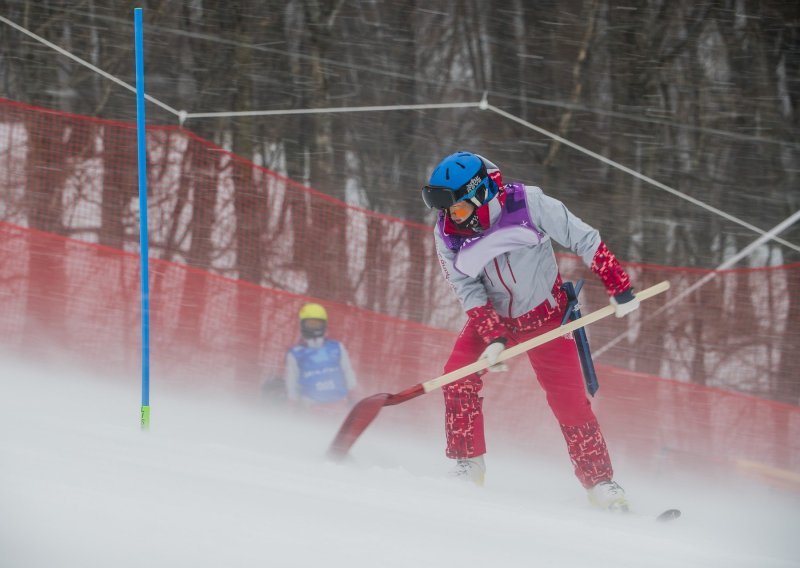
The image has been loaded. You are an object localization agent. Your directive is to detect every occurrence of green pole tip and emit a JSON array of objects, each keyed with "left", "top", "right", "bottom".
[{"left": 140, "top": 405, "right": 151, "bottom": 429}]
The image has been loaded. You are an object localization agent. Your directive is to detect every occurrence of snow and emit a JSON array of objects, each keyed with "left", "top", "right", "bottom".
[{"left": 2, "top": 357, "right": 798, "bottom": 568}]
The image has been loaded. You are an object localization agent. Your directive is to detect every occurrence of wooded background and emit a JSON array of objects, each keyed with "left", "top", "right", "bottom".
[
  {"left": 1, "top": 2, "right": 799, "bottom": 403},
  {"left": 2, "top": 0, "right": 798, "bottom": 269}
]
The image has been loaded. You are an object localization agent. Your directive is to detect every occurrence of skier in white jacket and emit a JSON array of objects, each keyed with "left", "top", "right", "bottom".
[{"left": 421, "top": 151, "right": 639, "bottom": 511}]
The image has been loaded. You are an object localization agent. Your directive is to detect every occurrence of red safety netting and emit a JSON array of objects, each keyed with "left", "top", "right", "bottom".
[
  {"left": 0, "top": 97, "right": 456, "bottom": 328},
  {"left": 1, "top": 223, "right": 798, "bottom": 486},
  {"left": 1, "top": 98, "right": 799, "bottom": 486}
]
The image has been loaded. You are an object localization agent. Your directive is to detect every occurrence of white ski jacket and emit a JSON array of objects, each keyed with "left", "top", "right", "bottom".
[{"left": 434, "top": 183, "right": 606, "bottom": 321}]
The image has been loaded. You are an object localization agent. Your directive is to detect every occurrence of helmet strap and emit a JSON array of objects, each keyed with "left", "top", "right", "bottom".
[{"left": 467, "top": 177, "right": 494, "bottom": 208}]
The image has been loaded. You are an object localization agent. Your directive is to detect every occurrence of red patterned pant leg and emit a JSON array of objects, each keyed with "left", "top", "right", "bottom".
[
  {"left": 560, "top": 420, "right": 614, "bottom": 488},
  {"left": 522, "top": 318, "right": 614, "bottom": 487},
  {"left": 442, "top": 323, "right": 487, "bottom": 459}
]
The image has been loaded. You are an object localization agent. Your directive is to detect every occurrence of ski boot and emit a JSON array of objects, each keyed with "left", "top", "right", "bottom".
[
  {"left": 588, "top": 480, "right": 629, "bottom": 512},
  {"left": 448, "top": 455, "right": 485, "bottom": 487}
]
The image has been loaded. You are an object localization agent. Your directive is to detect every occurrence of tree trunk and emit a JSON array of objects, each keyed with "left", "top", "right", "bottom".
[
  {"left": 22, "top": 118, "right": 68, "bottom": 359},
  {"left": 176, "top": 137, "right": 219, "bottom": 348},
  {"left": 230, "top": 26, "right": 264, "bottom": 387}
]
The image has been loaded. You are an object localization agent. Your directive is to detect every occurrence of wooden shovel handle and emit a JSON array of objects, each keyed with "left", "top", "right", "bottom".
[{"left": 422, "top": 280, "right": 670, "bottom": 393}]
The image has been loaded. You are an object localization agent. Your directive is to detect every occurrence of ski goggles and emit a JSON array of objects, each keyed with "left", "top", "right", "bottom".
[
  {"left": 421, "top": 174, "right": 492, "bottom": 210},
  {"left": 300, "top": 318, "right": 327, "bottom": 338}
]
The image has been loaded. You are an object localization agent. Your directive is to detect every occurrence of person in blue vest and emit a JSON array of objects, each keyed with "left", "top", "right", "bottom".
[{"left": 284, "top": 303, "right": 358, "bottom": 406}]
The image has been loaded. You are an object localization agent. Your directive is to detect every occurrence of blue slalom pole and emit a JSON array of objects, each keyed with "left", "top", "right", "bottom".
[{"left": 134, "top": 8, "right": 151, "bottom": 430}]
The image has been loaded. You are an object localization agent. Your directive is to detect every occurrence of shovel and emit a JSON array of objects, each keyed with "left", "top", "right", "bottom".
[{"left": 327, "top": 280, "right": 670, "bottom": 460}]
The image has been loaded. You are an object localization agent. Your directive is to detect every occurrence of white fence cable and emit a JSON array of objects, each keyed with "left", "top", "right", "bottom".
[
  {"left": 485, "top": 104, "right": 800, "bottom": 254},
  {"left": 183, "top": 102, "right": 481, "bottom": 120},
  {"left": 0, "top": 15, "right": 181, "bottom": 118}
]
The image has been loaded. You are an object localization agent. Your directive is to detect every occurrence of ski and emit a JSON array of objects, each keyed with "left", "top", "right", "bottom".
[
  {"left": 655, "top": 508, "right": 681, "bottom": 522},
  {"left": 611, "top": 506, "right": 682, "bottom": 523}
]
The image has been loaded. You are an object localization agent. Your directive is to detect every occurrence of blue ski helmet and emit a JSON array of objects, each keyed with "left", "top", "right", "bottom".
[{"left": 421, "top": 151, "right": 500, "bottom": 210}]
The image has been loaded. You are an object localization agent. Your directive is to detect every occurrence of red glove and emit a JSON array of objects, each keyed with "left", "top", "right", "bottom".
[{"left": 591, "top": 242, "right": 632, "bottom": 297}]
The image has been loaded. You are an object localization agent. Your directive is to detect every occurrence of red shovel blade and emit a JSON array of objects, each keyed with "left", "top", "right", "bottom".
[
  {"left": 326, "top": 384, "right": 426, "bottom": 461},
  {"left": 326, "top": 393, "right": 391, "bottom": 461}
]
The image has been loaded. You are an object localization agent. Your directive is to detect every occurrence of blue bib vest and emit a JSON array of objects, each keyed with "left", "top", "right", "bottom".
[{"left": 290, "top": 340, "right": 349, "bottom": 403}]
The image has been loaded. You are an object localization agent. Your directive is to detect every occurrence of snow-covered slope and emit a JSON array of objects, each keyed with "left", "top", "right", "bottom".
[{"left": 2, "top": 358, "right": 797, "bottom": 568}]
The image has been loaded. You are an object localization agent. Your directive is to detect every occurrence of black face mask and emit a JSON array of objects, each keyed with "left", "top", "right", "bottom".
[
  {"left": 454, "top": 209, "right": 483, "bottom": 232},
  {"left": 300, "top": 319, "right": 327, "bottom": 339}
]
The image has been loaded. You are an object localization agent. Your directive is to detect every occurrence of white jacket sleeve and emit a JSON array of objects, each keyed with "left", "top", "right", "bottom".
[
  {"left": 434, "top": 227, "right": 489, "bottom": 312},
  {"left": 525, "top": 186, "right": 601, "bottom": 266},
  {"left": 284, "top": 351, "right": 301, "bottom": 401}
]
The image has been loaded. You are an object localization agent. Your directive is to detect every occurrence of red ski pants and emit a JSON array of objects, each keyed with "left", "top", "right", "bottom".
[{"left": 442, "top": 317, "right": 613, "bottom": 488}]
